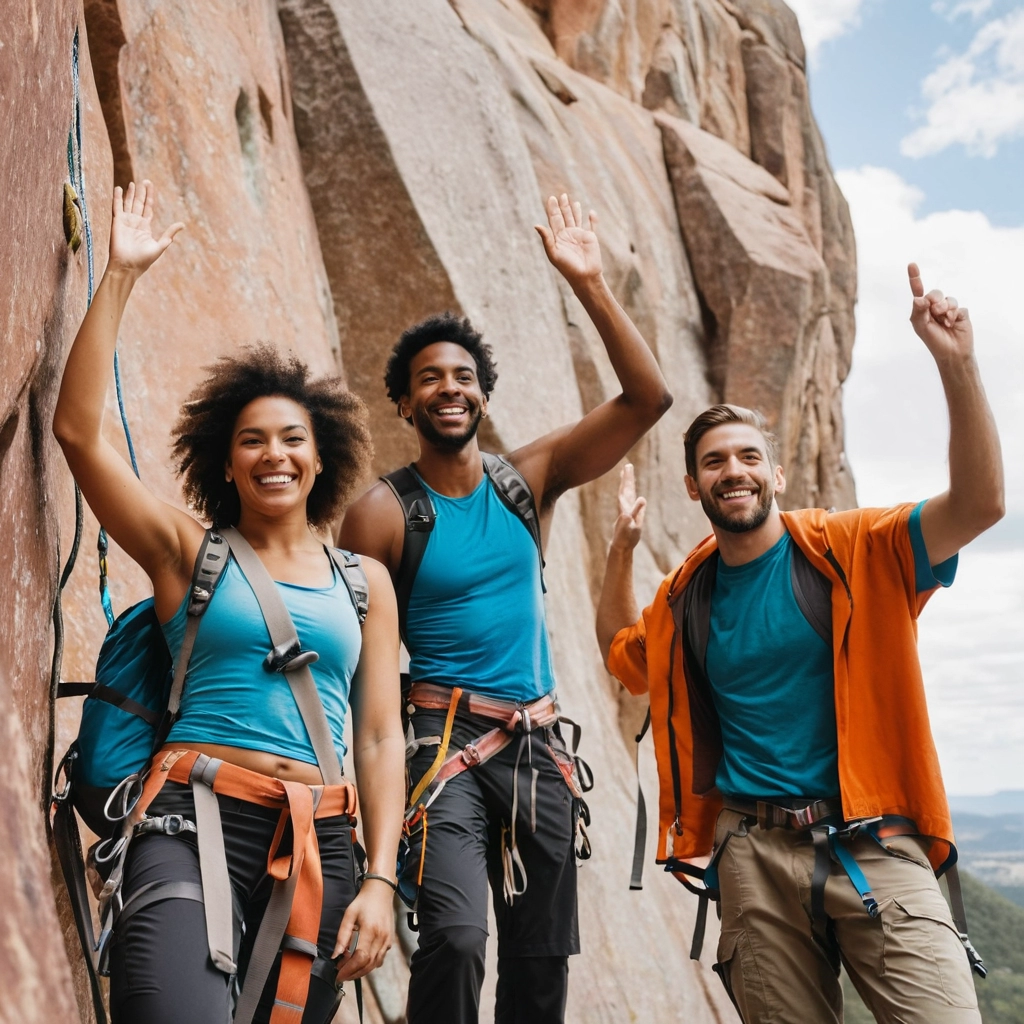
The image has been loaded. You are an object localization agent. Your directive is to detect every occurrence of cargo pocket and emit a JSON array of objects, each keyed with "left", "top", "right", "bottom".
[
  {"left": 882, "top": 888, "right": 978, "bottom": 1009},
  {"left": 713, "top": 926, "right": 762, "bottom": 1022}
]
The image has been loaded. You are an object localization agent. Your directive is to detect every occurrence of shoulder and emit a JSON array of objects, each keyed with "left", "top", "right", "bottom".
[{"left": 346, "top": 479, "right": 404, "bottom": 521}]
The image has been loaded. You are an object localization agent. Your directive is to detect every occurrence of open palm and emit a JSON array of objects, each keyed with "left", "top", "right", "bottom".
[
  {"left": 108, "top": 180, "right": 184, "bottom": 274},
  {"left": 535, "top": 193, "right": 603, "bottom": 285}
]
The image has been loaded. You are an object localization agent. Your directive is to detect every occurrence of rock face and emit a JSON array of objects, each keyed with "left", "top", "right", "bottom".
[{"left": 1, "top": 1, "right": 856, "bottom": 1021}]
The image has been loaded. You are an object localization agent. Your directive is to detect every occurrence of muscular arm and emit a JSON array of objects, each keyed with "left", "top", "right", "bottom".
[
  {"left": 907, "top": 264, "right": 1004, "bottom": 564},
  {"left": 337, "top": 482, "right": 405, "bottom": 577},
  {"left": 334, "top": 557, "right": 404, "bottom": 978},
  {"left": 52, "top": 181, "right": 197, "bottom": 586},
  {"left": 596, "top": 465, "right": 645, "bottom": 665},
  {"left": 513, "top": 196, "right": 672, "bottom": 507}
]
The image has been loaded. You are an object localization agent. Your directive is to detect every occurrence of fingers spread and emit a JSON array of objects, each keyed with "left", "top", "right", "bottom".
[
  {"left": 907, "top": 262, "right": 924, "bottom": 297},
  {"left": 159, "top": 222, "right": 186, "bottom": 250},
  {"left": 112, "top": 185, "right": 123, "bottom": 215},
  {"left": 124, "top": 181, "right": 136, "bottom": 213}
]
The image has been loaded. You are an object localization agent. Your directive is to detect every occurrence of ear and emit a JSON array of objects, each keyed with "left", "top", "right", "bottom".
[
  {"left": 773, "top": 464, "right": 786, "bottom": 495},
  {"left": 225, "top": 460, "right": 233, "bottom": 483},
  {"left": 315, "top": 459, "right": 323, "bottom": 474},
  {"left": 684, "top": 474, "right": 701, "bottom": 501},
  {"left": 398, "top": 397, "right": 411, "bottom": 421},
  {"left": 481, "top": 396, "right": 489, "bottom": 418}
]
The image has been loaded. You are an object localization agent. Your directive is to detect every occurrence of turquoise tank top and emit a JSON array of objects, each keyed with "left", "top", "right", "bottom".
[
  {"left": 163, "top": 553, "right": 361, "bottom": 765},
  {"left": 405, "top": 472, "right": 555, "bottom": 701}
]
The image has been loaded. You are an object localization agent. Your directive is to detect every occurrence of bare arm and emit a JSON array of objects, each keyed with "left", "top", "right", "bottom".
[
  {"left": 512, "top": 196, "right": 672, "bottom": 506},
  {"left": 908, "top": 264, "right": 1005, "bottom": 564},
  {"left": 596, "top": 464, "right": 646, "bottom": 665},
  {"left": 53, "top": 181, "right": 197, "bottom": 586},
  {"left": 334, "top": 557, "right": 404, "bottom": 978},
  {"left": 337, "top": 482, "right": 405, "bottom": 577}
]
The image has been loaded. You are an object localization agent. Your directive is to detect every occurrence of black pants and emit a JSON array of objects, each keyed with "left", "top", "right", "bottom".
[
  {"left": 403, "top": 707, "right": 581, "bottom": 1024},
  {"left": 108, "top": 782, "right": 358, "bottom": 1024}
]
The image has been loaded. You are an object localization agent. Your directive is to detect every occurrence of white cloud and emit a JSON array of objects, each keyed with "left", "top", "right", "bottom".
[
  {"left": 932, "top": 0, "right": 995, "bottom": 20},
  {"left": 785, "top": 0, "right": 866, "bottom": 60},
  {"left": 838, "top": 165, "right": 1024, "bottom": 793},
  {"left": 902, "top": 8, "right": 1024, "bottom": 157}
]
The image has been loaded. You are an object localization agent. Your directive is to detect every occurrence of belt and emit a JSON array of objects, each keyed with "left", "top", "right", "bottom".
[
  {"left": 724, "top": 797, "right": 844, "bottom": 831},
  {"left": 408, "top": 681, "right": 558, "bottom": 730}
]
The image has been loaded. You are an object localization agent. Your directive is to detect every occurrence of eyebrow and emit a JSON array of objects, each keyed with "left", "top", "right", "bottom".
[
  {"left": 236, "top": 424, "right": 309, "bottom": 437},
  {"left": 415, "top": 363, "right": 476, "bottom": 376},
  {"left": 701, "top": 446, "right": 763, "bottom": 463}
]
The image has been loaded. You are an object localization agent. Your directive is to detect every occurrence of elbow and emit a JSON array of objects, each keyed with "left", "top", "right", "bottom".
[{"left": 652, "top": 388, "right": 674, "bottom": 421}]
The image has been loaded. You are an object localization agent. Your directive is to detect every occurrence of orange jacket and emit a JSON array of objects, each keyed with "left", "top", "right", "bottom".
[{"left": 608, "top": 504, "right": 955, "bottom": 872}]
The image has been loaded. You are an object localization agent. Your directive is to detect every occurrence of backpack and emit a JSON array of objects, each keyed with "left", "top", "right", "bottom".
[{"left": 380, "top": 453, "right": 544, "bottom": 644}]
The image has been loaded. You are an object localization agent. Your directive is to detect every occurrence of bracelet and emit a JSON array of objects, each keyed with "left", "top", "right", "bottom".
[{"left": 362, "top": 872, "right": 398, "bottom": 892}]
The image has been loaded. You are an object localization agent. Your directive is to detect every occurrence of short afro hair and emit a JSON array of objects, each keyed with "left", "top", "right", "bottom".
[
  {"left": 384, "top": 312, "right": 498, "bottom": 416},
  {"left": 170, "top": 344, "right": 372, "bottom": 528}
]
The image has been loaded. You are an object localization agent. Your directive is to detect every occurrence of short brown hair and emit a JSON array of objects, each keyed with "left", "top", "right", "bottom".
[
  {"left": 171, "top": 344, "right": 372, "bottom": 528},
  {"left": 683, "top": 404, "right": 779, "bottom": 477}
]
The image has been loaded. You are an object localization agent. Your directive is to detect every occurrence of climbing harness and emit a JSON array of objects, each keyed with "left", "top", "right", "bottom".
[{"left": 401, "top": 682, "right": 591, "bottom": 921}]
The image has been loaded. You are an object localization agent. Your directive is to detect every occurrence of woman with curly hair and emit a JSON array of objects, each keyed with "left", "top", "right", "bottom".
[{"left": 53, "top": 180, "right": 404, "bottom": 1024}]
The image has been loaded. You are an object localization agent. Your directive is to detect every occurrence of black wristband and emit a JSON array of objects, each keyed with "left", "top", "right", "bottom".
[{"left": 362, "top": 872, "right": 398, "bottom": 892}]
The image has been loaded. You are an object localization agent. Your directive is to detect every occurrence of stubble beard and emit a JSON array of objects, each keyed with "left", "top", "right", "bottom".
[
  {"left": 413, "top": 403, "right": 483, "bottom": 453},
  {"left": 699, "top": 481, "right": 775, "bottom": 534}
]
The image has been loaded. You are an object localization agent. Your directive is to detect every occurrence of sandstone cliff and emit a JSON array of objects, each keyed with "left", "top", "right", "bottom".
[{"left": 0, "top": 1, "right": 855, "bottom": 1021}]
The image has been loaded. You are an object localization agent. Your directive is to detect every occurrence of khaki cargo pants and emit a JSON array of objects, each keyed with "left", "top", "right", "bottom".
[{"left": 713, "top": 808, "right": 981, "bottom": 1024}]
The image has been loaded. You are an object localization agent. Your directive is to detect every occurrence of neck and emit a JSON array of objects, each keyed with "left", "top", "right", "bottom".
[
  {"left": 713, "top": 505, "right": 786, "bottom": 566},
  {"left": 412, "top": 436, "right": 485, "bottom": 497},
  {"left": 234, "top": 508, "right": 323, "bottom": 553}
]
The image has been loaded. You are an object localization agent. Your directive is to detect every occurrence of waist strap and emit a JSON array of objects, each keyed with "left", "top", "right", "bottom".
[
  {"left": 408, "top": 681, "right": 558, "bottom": 730},
  {"left": 724, "top": 797, "right": 844, "bottom": 831}
]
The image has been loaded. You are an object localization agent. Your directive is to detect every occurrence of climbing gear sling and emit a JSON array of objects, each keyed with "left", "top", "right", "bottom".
[{"left": 630, "top": 542, "right": 986, "bottom": 978}]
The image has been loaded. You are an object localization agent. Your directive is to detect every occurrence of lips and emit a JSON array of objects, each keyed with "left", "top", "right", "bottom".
[{"left": 717, "top": 487, "right": 756, "bottom": 502}]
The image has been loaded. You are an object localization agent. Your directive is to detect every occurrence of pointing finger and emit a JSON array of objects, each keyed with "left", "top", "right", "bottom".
[{"left": 907, "top": 262, "right": 924, "bottom": 298}]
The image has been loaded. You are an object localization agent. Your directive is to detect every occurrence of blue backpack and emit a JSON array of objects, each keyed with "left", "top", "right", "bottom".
[{"left": 55, "top": 530, "right": 230, "bottom": 838}]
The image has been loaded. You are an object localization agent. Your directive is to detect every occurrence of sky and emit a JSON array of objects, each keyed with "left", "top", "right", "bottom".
[{"left": 786, "top": 0, "right": 1024, "bottom": 795}]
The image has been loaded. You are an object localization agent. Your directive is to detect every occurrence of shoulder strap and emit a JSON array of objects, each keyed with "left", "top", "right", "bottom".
[
  {"left": 220, "top": 527, "right": 343, "bottom": 785},
  {"left": 481, "top": 452, "right": 545, "bottom": 589},
  {"left": 789, "top": 541, "right": 833, "bottom": 647},
  {"left": 328, "top": 548, "right": 369, "bottom": 624},
  {"left": 166, "top": 530, "right": 229, "bottom": 718},
  {"left": 380, "top": 466, "right": 435, "bottom": 643},
  {"left": 677, "top": 552, "right": 718, "bottom": 679}
]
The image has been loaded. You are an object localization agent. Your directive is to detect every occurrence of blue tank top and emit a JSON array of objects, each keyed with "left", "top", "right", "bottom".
[
  {"left": 404, "top": 472, "right": 555, "bottom": 701},
  {"left": 163, "top": 553, "right": 361, "bottom": 766}
]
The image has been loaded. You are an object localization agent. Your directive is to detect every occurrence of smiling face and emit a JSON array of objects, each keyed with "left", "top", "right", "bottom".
[
  {"left": 685, "top": 422, "right": 785, "bottom": 534},
  {"left": 225, "top": 395, "right": 322, "bottom": 519},
  {"left": 399, "top": 341, "right": 487, "bottom": 452}
]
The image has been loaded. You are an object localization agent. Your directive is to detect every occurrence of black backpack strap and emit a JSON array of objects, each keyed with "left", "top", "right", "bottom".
[
  {"left": 481, "top": 452, "right": 545, "bottom": 590},
  {"left": 166, "top": 529, "right": 229, "bottom": 719},
  {"left": 790, "top": 542, "right": 833, "bottom": 647},
  {"left": 328, "top": 548, "right": 370, "bottom": 624},
  {"left": 380, "top": 466, "right": 435, "bottom": 643}
]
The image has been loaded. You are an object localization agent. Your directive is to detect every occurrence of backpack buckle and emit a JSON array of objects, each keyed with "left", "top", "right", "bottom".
[{"left": 264, "top": 639, "right": 320, "bottom": 674}]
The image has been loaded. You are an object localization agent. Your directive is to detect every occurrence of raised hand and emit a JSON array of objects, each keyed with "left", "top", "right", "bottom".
[
  {"left": 908, "top": 262, "right": 973, "bottom": 363},
  {"left": 612, "top": 463, "right": 646, "bottom": 551},
  {"left": 108, "top": 180, "right": 184, "bottom": 276},
  {"left": 535, "top": 193, "right": 603, "bottom": 287}
]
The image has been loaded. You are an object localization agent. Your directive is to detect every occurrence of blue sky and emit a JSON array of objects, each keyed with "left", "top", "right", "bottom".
[{"left": 788, "top": 1, "right": 1024, "bottom": 795}]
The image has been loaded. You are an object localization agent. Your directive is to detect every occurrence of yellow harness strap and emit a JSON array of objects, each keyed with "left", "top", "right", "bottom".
[{"left": 408, "top": 686, "right": 463, "bottom": 808}]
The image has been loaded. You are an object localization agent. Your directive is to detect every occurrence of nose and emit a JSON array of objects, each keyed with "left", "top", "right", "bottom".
[{"left": 262, "top": 439, "right": 286, "bottom": 462}]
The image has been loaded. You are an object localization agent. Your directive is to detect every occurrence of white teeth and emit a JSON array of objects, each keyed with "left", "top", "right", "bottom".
[
  {"left": 721, "top": 489, "right": 753, "bottom": 499},
  {"left": 258, "top": 475, "right": 293, "bottom": 485}
]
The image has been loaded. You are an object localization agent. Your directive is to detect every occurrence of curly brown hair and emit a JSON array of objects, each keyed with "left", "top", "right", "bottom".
[{"left": 170, "top": 345, "right": 372, "bottom": 528}]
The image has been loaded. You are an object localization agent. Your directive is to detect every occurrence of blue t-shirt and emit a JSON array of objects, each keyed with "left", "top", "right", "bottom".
[
  {"left": 404, "top": 472, "right": 554, "bottom": 701},
  {"left": 163, "top": 553, "right": 361, "bottom": 766},
  {"left": 706, "top": 501, "right": 956, "bottom": 800}
]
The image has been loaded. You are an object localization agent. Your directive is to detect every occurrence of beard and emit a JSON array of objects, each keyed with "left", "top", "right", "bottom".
[
  {"left": 698, "top": 481, "right": 775, "bottom": 534},
  {"left": 412, "top": 403, "right": 483, "bottom": 452}
]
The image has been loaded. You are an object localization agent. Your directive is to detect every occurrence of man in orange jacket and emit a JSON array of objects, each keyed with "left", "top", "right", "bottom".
[{"left": 596, "top": 264, "right": 1004, "bottom": 1024}]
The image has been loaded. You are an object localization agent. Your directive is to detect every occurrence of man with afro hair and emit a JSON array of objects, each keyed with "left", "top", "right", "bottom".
[{"left": 341, "top": 193, "right": 672, "bottom": 1024}]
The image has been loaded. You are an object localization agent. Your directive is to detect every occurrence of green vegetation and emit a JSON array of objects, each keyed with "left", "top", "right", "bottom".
[{"left": 841, "top": 870, "right": 1024, "bottom": 1022}]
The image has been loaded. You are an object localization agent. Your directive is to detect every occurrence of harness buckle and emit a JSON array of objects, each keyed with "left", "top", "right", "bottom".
[
  {"left": 263, "top": 639, "right": 320, "bottom": 674},
  {"left": 461, "top": 744, "right": 483, "bottom": 767}
]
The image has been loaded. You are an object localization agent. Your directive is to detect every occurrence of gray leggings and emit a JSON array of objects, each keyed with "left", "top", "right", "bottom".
[{"left": 108, "top": 782, "right": 358, "bottom": 1024}]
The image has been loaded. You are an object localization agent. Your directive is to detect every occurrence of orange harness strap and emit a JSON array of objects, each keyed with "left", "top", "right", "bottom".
[{"left": 133, "top": 749, "right": 358, "bottom": 1023}]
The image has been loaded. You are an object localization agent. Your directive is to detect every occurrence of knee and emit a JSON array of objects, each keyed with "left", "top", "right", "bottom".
[{"left": 423, "top": 924, "right": 487, "bottom": 968}]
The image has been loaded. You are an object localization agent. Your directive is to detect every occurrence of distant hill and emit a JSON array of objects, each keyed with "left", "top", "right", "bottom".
[
  {"left": 843, "top": 869, "right": 1024, "bottom": 1023},
  {"left": 948, "top": 790, "right": 1024, "bottom": 815},
  {"left": 952, "top": 809, "right": 1024, "bottom": 907}
]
